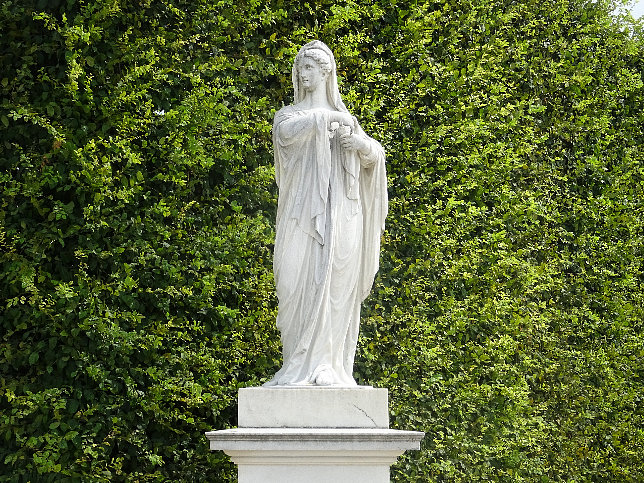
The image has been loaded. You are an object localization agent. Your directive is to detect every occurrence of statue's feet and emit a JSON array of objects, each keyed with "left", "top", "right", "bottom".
[
  {"left": 312, "top": 365, "right": 334, "bottom": 386},
  {"left": 315, "top": 369, "right": 334, "bottom": 385}
]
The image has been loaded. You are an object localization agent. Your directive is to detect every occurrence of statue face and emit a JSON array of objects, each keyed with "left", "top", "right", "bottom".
[{"left": 298, "top": 58, "right": 327, "bottom": 92}]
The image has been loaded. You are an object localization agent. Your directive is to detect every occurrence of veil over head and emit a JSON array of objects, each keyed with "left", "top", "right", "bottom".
[{"left": 292, "top": 40, "right": 348, "bottom": 113}]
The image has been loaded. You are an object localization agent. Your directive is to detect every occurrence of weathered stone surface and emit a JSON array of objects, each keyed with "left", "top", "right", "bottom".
[{"left": 238, "top": 386, "right": 389, "bottom": 428}]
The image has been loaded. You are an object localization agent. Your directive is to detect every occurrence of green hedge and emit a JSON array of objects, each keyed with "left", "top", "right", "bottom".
[{"left": 1, "top": 0, "right": 642, "bottom": 481}]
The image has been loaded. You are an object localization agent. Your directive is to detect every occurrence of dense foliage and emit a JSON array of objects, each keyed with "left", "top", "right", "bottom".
[{"left": 1, "top": 0, "right": 642, "bottom": 481}]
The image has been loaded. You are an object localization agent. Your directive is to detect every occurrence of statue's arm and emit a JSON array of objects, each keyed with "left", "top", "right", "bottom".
[
  {"left": 357, "top": 135, "right": 384, "bottom": 168},
  {"left": 275, "top": 109, "right": 316, "bottom": 143},
  {"left": 328, "top": 110, "right": 355, "bottom": 126},
  {"left": 276, "top": 108, "right": 354, "bottom": 143}
]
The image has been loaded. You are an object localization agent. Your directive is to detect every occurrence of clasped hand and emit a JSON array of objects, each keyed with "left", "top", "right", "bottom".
[
  {"left": 339, "top": 130, "right": 368, "bottom": 153},
  {"left": 329, "top": 112, "right": 368, "bottom": 153}
]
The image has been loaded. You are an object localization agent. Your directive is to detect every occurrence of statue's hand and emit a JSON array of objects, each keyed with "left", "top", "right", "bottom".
[
  {"left": 329, "top": 111, "right": 355, "bottom": 127},
  {"left": 340, "top": 131, "right": 369, "bottom": 152}
]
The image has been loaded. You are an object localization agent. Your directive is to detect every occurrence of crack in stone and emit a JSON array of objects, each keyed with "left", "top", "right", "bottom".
[{"left": 352, "top": 404, "right": 377, "bottom": 427}]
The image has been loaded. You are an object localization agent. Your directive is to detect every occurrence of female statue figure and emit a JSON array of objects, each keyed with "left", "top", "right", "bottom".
[{"left": 265, "top": 40, "right": 388, "bottom": 387}]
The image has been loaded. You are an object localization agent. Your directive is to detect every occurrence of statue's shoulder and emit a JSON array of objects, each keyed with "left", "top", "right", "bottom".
[
  {"left": 276, "top": 104, "right": 297, "bottom": 116},
  {"left": 273, "top": 104, "right": 299, "bottom": 126}
]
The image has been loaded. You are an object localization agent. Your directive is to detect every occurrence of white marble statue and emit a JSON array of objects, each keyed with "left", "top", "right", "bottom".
[{"left": 265, "top": 41, "right": 388, "bottom": 387}]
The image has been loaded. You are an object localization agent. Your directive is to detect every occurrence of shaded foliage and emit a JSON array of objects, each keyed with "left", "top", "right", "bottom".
[{"left": 1, "top": 0, "right": 643, "bottom": 481}]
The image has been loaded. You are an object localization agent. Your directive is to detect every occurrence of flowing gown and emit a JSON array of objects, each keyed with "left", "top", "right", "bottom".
[{"left": 265, "top": 105, "right": 387, "bottom": 386}]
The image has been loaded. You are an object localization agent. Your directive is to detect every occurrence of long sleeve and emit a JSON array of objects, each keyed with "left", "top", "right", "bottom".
[{"left": 273, "top": 106, "right": 332, "bottom": 245}]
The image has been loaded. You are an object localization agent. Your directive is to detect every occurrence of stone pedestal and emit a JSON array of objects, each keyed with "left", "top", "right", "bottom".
[
  {"left": 238, "top": 386, "right": 389, "bottom": 428},
  {"left": 205, "top": 387, "right": 424, "bottom": 482}
]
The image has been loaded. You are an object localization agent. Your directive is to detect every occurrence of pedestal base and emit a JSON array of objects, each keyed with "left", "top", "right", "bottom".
[
  {"left": 205, "top": 428, "right": 424, "bottom": 483},
  {"left": 206, "top": 387, "right": 424, "bottom": 482}
]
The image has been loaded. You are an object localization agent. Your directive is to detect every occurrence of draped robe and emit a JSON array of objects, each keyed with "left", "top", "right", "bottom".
[{"left": 265, "top": 105, "right": 387, "bottom": 386}]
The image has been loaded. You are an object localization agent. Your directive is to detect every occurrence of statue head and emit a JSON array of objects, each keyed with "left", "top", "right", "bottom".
[
  {"left": 296, "top": 49, "right": 331, "bottom": 93},
  {"left": 292, "top": 40, "right": 348, "bottom": 112},
  {"left": 297, "top": 48, "right": 332, "bottom": 75}
]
